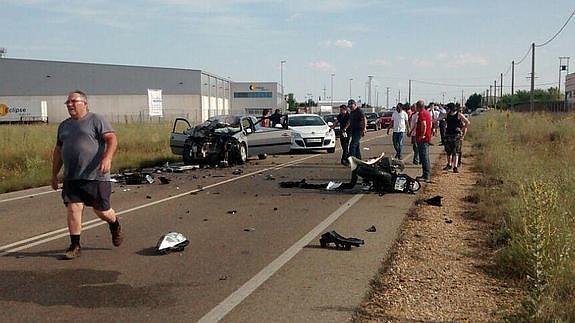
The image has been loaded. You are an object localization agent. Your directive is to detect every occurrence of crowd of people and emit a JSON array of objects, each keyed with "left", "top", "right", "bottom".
[{"left": 332, "top": 99, "right": 470, "bottom": 183}]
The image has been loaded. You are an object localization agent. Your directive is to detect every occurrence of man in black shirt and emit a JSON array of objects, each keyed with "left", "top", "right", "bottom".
[
  {"left": 270, "top": 109, "right": 282, "bottom": 127},
  {"left": 345, "top": 99, "right": 367, "bottom": 159},
  {"left": 334, "top": 105, "right": 351, "bottom": 165}
]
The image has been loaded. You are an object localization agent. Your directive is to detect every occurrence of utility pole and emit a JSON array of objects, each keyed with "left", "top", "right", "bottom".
[
  {"left": 493, "top": 80, "right": 497, "bottom": 109},
  {"left": 398, "top": 89, "right": 401, "bottom": 103},
  {"left": 461, "top": 89, "right": 464, "bottom": 107},
  {"left": 348, "top": 78, "right": 353, "bottom": 99},
  {"left": 375, "top": 85, "right": 379, "bottom": 108},
  {"left": 441, "top": 92, "right": 445, "bottom": 104},
  {"left": 487, "top": 88, "right": 490, "bottom": 107},
  {"left": 500, "top": 73, "right": 503, "bottom": 97},
  {"left": 386, "top": 87, "right": 390, "bottom": 109},
  {"left": 330, "top": 73, "right": 335, "bottom": 107},
  {"left": 322, "top": 85, "right": 327, "bottom": 101},
  {"left": 511, "top": 61, "right": 515, "bottom": 96},
  {"left": 367, "top": 75, "right": 374, "bottom": 106},
  {"left": 530, "top": 42, "right": 535, "bottom": 112},
  {"left": 280, "top": 60, "right": 286, "bottom": 111},
  {"left": 408, "top": 79, "right": 412, "bottom": 105}
]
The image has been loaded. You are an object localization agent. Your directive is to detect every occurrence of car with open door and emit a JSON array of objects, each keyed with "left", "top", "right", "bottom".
[{"left": 170, "top": 115, "right": 293, "bottom": 165}]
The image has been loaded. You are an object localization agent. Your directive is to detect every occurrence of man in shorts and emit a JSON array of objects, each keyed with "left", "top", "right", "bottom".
[{"left": 51, "top": 90, "right": 124, "bottom": 260}]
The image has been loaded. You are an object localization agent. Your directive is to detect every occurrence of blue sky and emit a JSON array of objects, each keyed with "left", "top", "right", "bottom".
[{"left": 1, "top": 0, "right": 574, "bottom": 105}]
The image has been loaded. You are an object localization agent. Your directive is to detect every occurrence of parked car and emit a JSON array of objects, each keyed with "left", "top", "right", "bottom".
[
  {"left": 170, "top": 115, "right": 293, "bottom": 165},
  {"left": 322, "top": 113, "right": 341, "bottom": 137},
  {"left": 379, "top": 111, "right": 393, "bottom": 129},
  {"left": 366, "top": 112, "right": 381, "bottom": 131},
  {"left": 288, "top": 114, "right": 336, "bottom": 153}
]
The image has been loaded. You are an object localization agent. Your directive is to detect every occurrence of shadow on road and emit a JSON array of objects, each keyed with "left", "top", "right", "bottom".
[
  {"left": 0, "top": 268, "right": 176, "bottom": 308},
  {"left": 3, "top": 247, "right": 111, "bottom": 260}
]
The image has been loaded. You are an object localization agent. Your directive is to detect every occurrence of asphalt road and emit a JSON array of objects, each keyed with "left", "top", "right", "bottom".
[{"left": 0, "top": 131, "right": 444, "bottom": 322}]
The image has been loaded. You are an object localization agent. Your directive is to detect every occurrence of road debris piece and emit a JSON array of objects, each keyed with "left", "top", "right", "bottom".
[
  {"left": 326, "top": 181, "right": 343, "bottom": 190},
  {"left": 265, "top": 174, "right": 276, "bottom": 181},
  {"left": 425, "top": 195, "right": 443, "bottom": 207},
  {"left": 232, "top": 169, "right": 244, "bottom": 175},
  {"left": 243, "top": 227, "right": 256, "bottom": 232},
  {"left": 320, "top": 231, "right": 364, "bottom": 250},
  {"left": 156, "top": 232, "right": 190, "bottom": 255},
  {"left": 158, "top": 176, "right": 171, "bottom": 184},
  {"left": 366, "top": 225, "right": 377, "bottom": 232},
  {"left": 227, "top": 210, "right": 237, "bottom": 215},
  {"left": 146, "top": 195, "right": 152, "bottom": 199}
]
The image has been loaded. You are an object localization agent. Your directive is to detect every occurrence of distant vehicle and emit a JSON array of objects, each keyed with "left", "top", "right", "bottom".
[
  {"left": 288, "top": 114, "right": 336, "bottom": 153},
  {"left": 322, "top": 113, "right": 341, "bottom": 137},
  {"left": 379, "top": 111, "right": 393, "bottom": 129},
  {"left": 366, "top": 112, "right": 381, "bottom": 131},
  {"left": 170, "top": 115, "right": 293, "bottom": 165}
]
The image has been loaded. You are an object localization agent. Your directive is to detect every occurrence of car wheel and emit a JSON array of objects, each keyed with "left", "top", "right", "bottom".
[
  {"left": 327, "top": 148, "right": 336, "bottom": 153},
  {"left": 258, "top": 154, "right": 267, "bottom": 160}
]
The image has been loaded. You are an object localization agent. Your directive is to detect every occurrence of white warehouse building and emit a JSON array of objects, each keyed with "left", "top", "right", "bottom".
[{"left": 0, "top": 58, "right": 283, "bottom": 123}]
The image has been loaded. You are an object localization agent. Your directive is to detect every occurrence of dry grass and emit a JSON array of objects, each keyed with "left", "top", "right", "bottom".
[
  {"left": 469, "top": 111, "right": 575, "bottom": 321},
  {"left": 0, "top": 122, "right": 180, "bottom": 193}
]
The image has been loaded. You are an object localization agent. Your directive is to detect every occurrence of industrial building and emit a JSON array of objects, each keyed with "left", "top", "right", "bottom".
[{"left": 0, "top": 58, "right": 283, "bottom": 123}]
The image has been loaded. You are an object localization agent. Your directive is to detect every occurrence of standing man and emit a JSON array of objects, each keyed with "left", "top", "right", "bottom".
[
  {"left": 438, "top": 104, "right": 447, "bottom": 145},
  {"left": 387, "top": 103, "right": 410, "bottom": 160},
  {"left": 52, "top": 90, "right": 124, "bottom": 260},
  {"left": 415, "top": 100, "right": 432, "bottom": 182},
  {"left": 345, "top": 99, "right": 367, "bottom": 160},
  {"left": 334, "top": 104, "right": 351, "bottom": 165},
  {"left": 408, "top": 104, "right": 419, "bottom": 165},
  {"left": 443, "top": 104, "right": 470, "bottom": 173},
  {"left": 270, "top": 109, "right": 282, "bottom": 127}
]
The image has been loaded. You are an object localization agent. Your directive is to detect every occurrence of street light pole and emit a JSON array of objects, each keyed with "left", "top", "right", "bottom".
[
  {"left": 348, "top": 78, "right": 353, "bottom": 99},
  {"left": 330, "top": 73, "right": 335, "bottom": 107},
  {"left": 367, "top": 75, "right": 374, "bottom": 106},
  {"left": 280, "top": 60, "right": 286, "bottom": 112}
]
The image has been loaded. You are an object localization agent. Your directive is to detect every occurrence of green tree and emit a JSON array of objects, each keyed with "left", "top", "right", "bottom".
[{"left": 465, "top": 93, "right": 482, "bottom": 111}]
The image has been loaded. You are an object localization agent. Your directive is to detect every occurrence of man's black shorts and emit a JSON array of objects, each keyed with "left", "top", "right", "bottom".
[{"left": 62, "top": 180, "right": 112, "bottom": 211}]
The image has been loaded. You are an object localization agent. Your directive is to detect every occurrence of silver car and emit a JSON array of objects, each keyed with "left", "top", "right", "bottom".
[{"left": 170, "top": 115, "right": 293, "bottom": 165}]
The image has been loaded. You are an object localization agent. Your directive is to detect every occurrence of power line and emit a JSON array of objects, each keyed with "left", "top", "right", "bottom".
[
  {"left": 411, "top": 79, "right": 556, "bottom": 88},
  {"left": 535, "top": 8, "right": 575, "bottom": 47},
  {"left": 515, "top": 45, "right": 532, "bottom": 65}
]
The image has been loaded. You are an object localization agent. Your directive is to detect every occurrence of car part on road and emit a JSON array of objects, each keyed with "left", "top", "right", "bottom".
[
  {"left": 156, "top": 232, "right": 190, "bottom": 255},
  {"left": 366, "top": 225, "right": 377, "bottom": 232},
  {"left": 319, "top": 231, "right": 364, "bottom": 250},
  {"left": 424, "top": 195, "right": 443, "bottom": 207}
]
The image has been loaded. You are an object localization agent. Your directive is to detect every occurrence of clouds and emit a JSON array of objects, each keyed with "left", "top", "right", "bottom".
[
  {"left": 308, "top": 61, "right": 336, "bottom": 72},
  {"left": 321, "top": 39, "right": 354, "bottom": 48},
  {"left": 370, "top": 59, "right": 390, "bottom": 67},
  {"left": 436, "top": 52, "right": 489, "bottom": 67}
]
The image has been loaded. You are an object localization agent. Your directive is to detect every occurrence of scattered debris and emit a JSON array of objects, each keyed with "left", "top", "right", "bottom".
[
  {"left": 244, "top": 227, "right": 256, "bottom": 232},
  {"left": 232, "top": 169, "right": 244, "bottom": 175},
  {"left": 203, "top": 218, "right": 208, "bottom": 221},
  {"left": 320, "top": 231, "right": 364, "bottom": 250},
  {"left": 156, "top": 232, "right": 190, "bottom": 255},
  {"left": 146, "top": 195, "right": 152, "bottom": 199},
  {"left": 219, "top": 275, "right": 229, "bottom": 281},
  {"left": 265, "top": 174, "right": 276, "bottom": 181},
  {"left": 326, "top": 181, "right": 343, "bottom": 191},
  {"left": 425, "top": 195, "right": 443, "bottom": 207},
  {"left": 227, "top": 210, "right": 237, "bottom": 215},
  {"left": 145, "top": 174, "right": 155, "bottom": 184},
  {"left": 366, "top": 225, "right": 377, "bottom": 232},
  {"left": 280, "top": 193, "right": 292, "bottom": 196},
  {"left": 158, "top": 176, "right": 171, "bottom": 184},
  {"left": 273, "top": 207, "right": 278, "bottom": 211},
  {"left": 363, "top": 147, "right": 370, "bottom": 150},
  {"left": 445, "top": 218, "right": 453, "bottom": 224}
]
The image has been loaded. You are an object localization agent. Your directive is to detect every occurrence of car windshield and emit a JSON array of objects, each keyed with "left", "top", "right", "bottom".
[
  {"left": 366, "top": 113, "right": 379, "bottom": 120},
  {"left": 288, "top": 115, "right": 326, "bottom": 127},
  {"left": 208, "top": 115, "right": 241, "bottom": 128}
]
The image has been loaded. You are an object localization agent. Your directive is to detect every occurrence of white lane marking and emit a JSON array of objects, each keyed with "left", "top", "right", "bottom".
[
  {"left": 0, "top": 189, "right": 60, "bottom": 204},
  {"left": 0, "top": 154, "right": 320, "bottom": 256},
  {"left": 197, "top": 194, "right": 364, "bottom": 323},
  {"left": 0, "top": 132, "right": 389, "bottom": 255}
]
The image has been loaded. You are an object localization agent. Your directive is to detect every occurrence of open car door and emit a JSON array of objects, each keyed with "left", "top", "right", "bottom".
[{"left": 170, "top": 118, "right": 192, "bottom": 155}]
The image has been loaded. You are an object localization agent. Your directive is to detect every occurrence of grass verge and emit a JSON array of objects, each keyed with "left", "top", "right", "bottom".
[
  {"left": 0, "top": 122, "right": 181, "bottom": 193},
  {"left": 469, "top": 111, "right": 575, "bottom": 321}
]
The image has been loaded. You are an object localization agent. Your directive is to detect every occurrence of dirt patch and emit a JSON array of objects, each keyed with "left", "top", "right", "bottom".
[{"left": 354, "top": 147, "right": 524, "bottom": 322}]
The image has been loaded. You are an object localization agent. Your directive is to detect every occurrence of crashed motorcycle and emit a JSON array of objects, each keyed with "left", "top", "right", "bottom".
[{"left": 347, "top": 153, "right": 421, "bottom": 194}]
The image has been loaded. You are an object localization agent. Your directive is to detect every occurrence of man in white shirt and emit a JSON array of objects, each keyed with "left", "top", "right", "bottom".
[{"left": 387, "top": 103, "right": 410, "bottom": 159}]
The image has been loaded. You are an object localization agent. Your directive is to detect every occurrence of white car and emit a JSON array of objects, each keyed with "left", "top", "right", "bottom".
[{"left": 287, "top": 114, "right": 336, "bottom": 153}]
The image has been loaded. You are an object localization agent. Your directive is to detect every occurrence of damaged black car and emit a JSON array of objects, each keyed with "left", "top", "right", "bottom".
[{"left": 170, "top": 115, "right": 293, "bottom": 166}]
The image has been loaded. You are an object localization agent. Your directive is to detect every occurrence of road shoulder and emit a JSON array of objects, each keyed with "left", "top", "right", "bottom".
[{"left": 355, "top": 146, "right": 524, "bottom": 321}]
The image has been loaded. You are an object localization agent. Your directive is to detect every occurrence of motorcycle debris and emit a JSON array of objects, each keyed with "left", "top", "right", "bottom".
[
  {"left": 366, "top": 225, "right": 377, "bottom": 232},
  {"left": 227, "top": 210, "right": 237, "bottom": 215},
  {"left": 158, "top": 176, "right": 171, "bottom": 184},
  {"left": 425, "top": 195, "right": 443, "bottom": 207},
  {"left": 244, "top": 227, "right": 256, "bottom": 232},
  {"left": 265, "top": 174, "right": 276, "bottom": 181}
]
